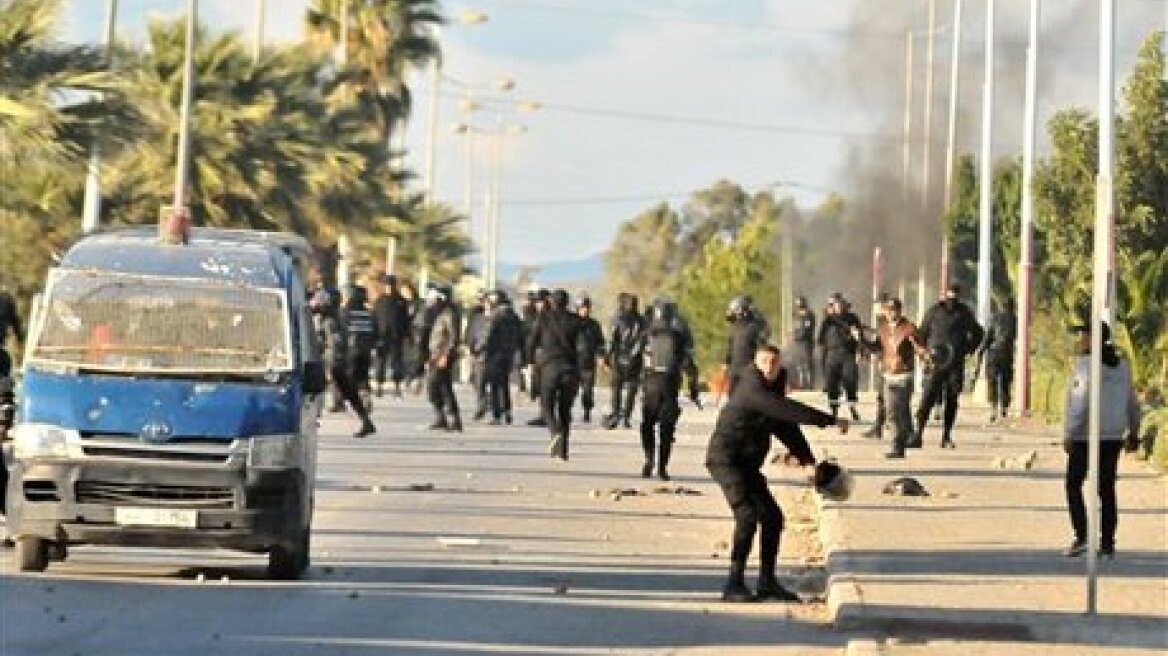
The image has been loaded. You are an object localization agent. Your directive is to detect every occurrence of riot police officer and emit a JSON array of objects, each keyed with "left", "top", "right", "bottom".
[
  {"left": 725, "top": 295, "right": 770, "bottom": 395},
  {"left": 426, "top": 286, "right": 463, "bottom": 432},
  {"left": 817, "top": 294, "right": 863, "bottom": 421},
  {"left": 466, "top": 291, "right": 492, "bottom": 421},
  {"left": 311, "top": 288, "right": 376, "bottom": 438},
  {"left": 526, "top": 289, "right": 582, "bottom": 460},
  {"left": 373, "top": 274, "right": 411, "bottom": 398},
  {"left": 484, "top": 290, "right": 523, "bottom": 425},
  {"left": 639, "top": 299, "right": 700, "bottom": 480},
  {"left": 574, "top": 297, "right": 606, "bottom": 423},
  {"left": 790, "top": 295, "right": 817, "bottom": 390},
  {"left": 604, "top": 293, "right": 645, "bottom": 429},
  {"left": 915, "top": 285, "right": 984, "bottom": 448},
  {"left": 342, "top": 285, "right": 378, "bottom": 411},
  {"left": 979, "top": 297, "right": 1017, "bottom": 422}
]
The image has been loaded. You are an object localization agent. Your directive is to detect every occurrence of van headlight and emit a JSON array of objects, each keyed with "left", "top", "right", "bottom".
[
  {"left": 247, "top": 435, "right": 301, "bottom": 470},
  {"left": 13, "top": 424, "right": 77, "bottom": 460}
]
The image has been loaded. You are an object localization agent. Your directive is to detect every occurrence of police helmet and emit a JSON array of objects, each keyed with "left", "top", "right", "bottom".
[
  {"left": 728, "top": 295, "right": 751, "bottom": 316},
  {"left": 814, "top": 461, "right": 854, "bottom": 502},
  {"left": 576, "top": 296, "right": 592, "bottom": 309}
]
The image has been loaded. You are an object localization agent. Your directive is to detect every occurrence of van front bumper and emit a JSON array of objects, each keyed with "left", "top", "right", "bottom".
[{"left": 7, "top": 459, "right": 307, "bottom": 553}]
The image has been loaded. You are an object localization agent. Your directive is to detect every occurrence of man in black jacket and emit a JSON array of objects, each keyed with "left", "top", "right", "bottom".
[
  {"left": 639, "top": 299, "right": 700, "bottom": 481},
  {"left": 725, "top": 295, "right": 770, "bottom": 395},
  {"left": 915, "top": 285, "right": 985, "bottom": 448},
  {"left": 604, "top": 293, "right": 645, "bottom": 429},
  {"left": 574, "top": 297, "right": 605, "bottom": 423},
  {"left": 979, "top": 297, "right": 1017, "bottom": 423},
  {"left": 818, "top": 294, "right": 863, "bottom": 421},
  {"left": 484, "top": 291, "right": 523, "bottom": 425},
  {"left": 527, "top": 289, "right": 582, "bottom": 460},
  {"left": 311, "top": 287, "right": 376, "bottom": 438},
  {"left": 524, "top": 288, "right": 550, "bottom": 425},
  {"left": 790, "top": 296, "right": 817, "bottom": 390},
  {"left": 373, "top": 275, "right": 411, "bottom": 398},
  {"left": 706, "top": 344, "right": 848, "bottom": 602}
]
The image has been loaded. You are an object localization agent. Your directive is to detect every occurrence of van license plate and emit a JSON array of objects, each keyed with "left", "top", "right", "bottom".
[{"left": 115, "top": 508, "right": 198, "bottom": 528}]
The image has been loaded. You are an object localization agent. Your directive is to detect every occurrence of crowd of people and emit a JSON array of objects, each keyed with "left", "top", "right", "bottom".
[{"left": 0, "top": 273, "right": 1155, "bottom": 599}]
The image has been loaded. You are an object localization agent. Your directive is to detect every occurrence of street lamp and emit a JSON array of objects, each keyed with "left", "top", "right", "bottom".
[{"left": 80, "top": 0, "right": 118, "bottom": 234}]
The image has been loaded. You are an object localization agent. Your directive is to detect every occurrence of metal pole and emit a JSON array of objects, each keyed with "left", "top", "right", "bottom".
[
  {"left": 921, "top": 0, "right": 937, "bottom": 212},
  {"left": 252, "top": 0, "right": 264, "bottom": 59},
  {"left": 975, "top": 0, "right": 995, "bottom": 329},
  {"left": 1017, "top": 0, "right": 1040, "bottom": 416},
  {"left": 423, "top": 58, "right": 441, "bottom": 203},
  {"left": 903, "top": 31, "right": 915, "bottom": 206},
  {"left": 463, "top": 128, "right": 475, "bottom": 217},
  {"left": 1087, "top": 0, "right": 1116, "bottom": 616},
  {"left": 871, "top": 247, "right": 883, "bottom": 392},
  {"left": 489, "top": 130, "right": 502, "bottom": 289},
  {"left": 940, "top": 0, "right": 964, "bottom": 292},
  {"left": 385, "top": 236, "right": 397, "bottom": 275},
  {"left": 81, "top": 0, "right": 119, "bottom": 234},
  {"left": 337, "top": 0, "right": 348, "bottom": 66},
  {"left": 173, "top": 0, "right": 198, "bottom": 209}
]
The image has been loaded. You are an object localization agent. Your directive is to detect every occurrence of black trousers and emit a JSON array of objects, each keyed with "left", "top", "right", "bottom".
[
  {"left": 541, "top": 363, "right": 579, "bottom": 456},
  {"left": 578, "top": 367, "right": 597, "bottom": 413},
  {"left": 873, "top": 369, "right": 886, "bottom": 429},
  {"left": 886, "top": 376, "right": 915, "bottom": 451},
  {"left": 610, "top": 366, "right": 640, "bottom": 420},
  {"left": 485, "top": 354, "right": 513, "bottom": 420},
  {"left": 641, "top": 374, "right": 681, "bottom": 465},
  {"left": 917, "top": 360, "right": 965, "bottom": 436},
  {"left": 824, "top": 351, "right": 859, "bottom": 407},
  {"left": 348, "top": 351, "right": 373, "bottom": 393},
  {"left": 1066, "top": 441, "right": 1123, "bottom": 548},
  {"left": 986, "top": 354, "right": 1014, "bottom": 411},
  {"left": 707, "top": 464, "right": 784, "bottom": 577},
  {"left": 427, "top": 364, "right": 460, "bottom": 422},
  {"left": 330, "top": 364, "right": 370, "bottom": 420},
  {"left": 529, "top": 360, "right": 542, "bottom": 402},
  {"left": 792, "top": 341, "right": 815, "bottom": 390},
  {"left": 374, "top": 340, "right": 406, "bottom": 386}
]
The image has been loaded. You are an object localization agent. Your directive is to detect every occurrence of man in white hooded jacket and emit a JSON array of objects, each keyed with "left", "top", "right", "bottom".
[{"left": 1062, "top": 322, "right": 1141, "bottom": 558}]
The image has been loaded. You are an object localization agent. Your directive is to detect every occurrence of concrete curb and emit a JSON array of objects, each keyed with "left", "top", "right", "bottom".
[{"left": 812, "top": 493, "right": 867, "bottom": 632}]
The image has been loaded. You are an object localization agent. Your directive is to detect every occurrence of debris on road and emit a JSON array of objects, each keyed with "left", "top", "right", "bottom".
[
  {"left": 992, "top": 450, "right": 1038, "bottom": 470},
  {"left": 552, "top": 584, "right": 570, "bottom": 595},
  {"left": 882, "top": 477, "right": 930, "bottom": 497},
  {"left": 650, "top": 485, "right": 703, "bottom": 496},
  {"left": 408, "top": 483, "right": 436, "bottom": 492},
  {"left": 608, "top": 488, "right": 644, "bottom": 501}
]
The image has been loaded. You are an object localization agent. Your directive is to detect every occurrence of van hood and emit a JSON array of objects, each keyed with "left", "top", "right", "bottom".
[{"left": 19, "top": 371, "right": 299, "bottom": 441}]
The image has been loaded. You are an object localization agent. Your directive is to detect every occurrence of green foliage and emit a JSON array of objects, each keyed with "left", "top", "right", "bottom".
[{"left": 602, "top": 202, "right": 681, "bottom": 305}]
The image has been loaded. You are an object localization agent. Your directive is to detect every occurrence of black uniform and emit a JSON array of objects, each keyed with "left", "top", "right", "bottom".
[
  {"left": 916, "top": 298, "right": 984, "bottom": 446},
  {"left": 575, "top": 315, "right": 605, "bottom": 422},
  {"left": 639, "top": 307, "right": 698, "bottom": 480},
  {"left": 705, "top": 367, "right": 834, "bottom": 597},
  {"left": 373, "top": 290, "right": 411, "bottom": 394},
  {"left": 526, "top": 306, "right": 582, "bottom": 460},
  {"left": 791, "top": 307, "right": 817, "bottom": 390},
  {"left": 0, "top": 291, "right": 22, "bottom": 347},
  {"left": 979, "top": 307, "right": 1017, "bottom": 419},
  {"left": 522, "top": 301, "right": 543, "bottom": 402},
  {"left": 818, "top": 310, "right": 863, "bottom": 418},
  {"left": 485, "top": 303, "right": 523, "bottom": 423},
  {"left": 606, "top": 309, "right": 645, "bottom": 427},
  {"left": 342, "top": 301, "right": 378, "bottom": 406},
  {"left": 313, "top": 293, "right": 374, "bottom": 434},
  {"left": 0, "top": 347, "right": 13, "bottom": 513},
  {"left": 726, "top": 315, "right": 770, "bottom": 395},
  {"left": 426, "top": 301, "right": 462, "bottom": 431}
]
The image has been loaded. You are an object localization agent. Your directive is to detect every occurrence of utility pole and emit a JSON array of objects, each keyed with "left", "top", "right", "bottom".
[
  {"left": 903, "top": 31, "right": 915, "bottom": 207},
  {"left": 1017, "top": 0, "right": 1041, "bottom": 416},
  {"left": 1086, "top": 0, "right": 1117, "bottom": 617},
  {"left": 173, "top": 0, "right": 198, "bottom": 210},
  {"left": 80, "top": 0, "right": 118, "bottom": 234},
  {"left": 921, "top": 0, "right": 938, "bottom": 213},
  {"left": 976, "top": 0, "right": 996, "bottom": 330},
  {"left": 940, "top": 0, "right": 964, "bottom": 293},
  {"left": 252, "top": 0, "right": 265, "bottom": 59}
]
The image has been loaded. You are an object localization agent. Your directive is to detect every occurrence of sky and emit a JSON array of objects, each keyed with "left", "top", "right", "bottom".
[{"left": 59, "top": 0, "right": 1168, "bottom": 266}]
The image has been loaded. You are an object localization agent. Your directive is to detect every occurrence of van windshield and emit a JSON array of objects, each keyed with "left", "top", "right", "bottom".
[{"left": 28, "top": 270, "right": 293, "bottom": 376}]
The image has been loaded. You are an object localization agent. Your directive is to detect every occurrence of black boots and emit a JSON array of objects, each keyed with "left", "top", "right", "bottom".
[
  {"left": 755, "top": 577, "right": 801, "bottom": 602},
  {"left": 354, "top": 417, "right": 376, "bottom": 438},
  {"left": 657, "top": 440, "right": 673, "bottom": 481},
  {"left": 721, "top": 561, "right": 756, "bottom": 603}
]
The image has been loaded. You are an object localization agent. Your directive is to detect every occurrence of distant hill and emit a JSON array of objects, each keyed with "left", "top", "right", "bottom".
[{"left": 497, "top": 252, "right": 605, "bottom": 286}]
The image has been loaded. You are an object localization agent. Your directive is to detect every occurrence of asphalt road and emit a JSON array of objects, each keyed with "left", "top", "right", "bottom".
[{"left": 0, "top": 387, "right": 845, "bottom": 656}]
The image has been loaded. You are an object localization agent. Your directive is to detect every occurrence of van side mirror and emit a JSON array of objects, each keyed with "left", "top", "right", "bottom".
[{"left": 303, "top": 361, "right": 327, "bottom": 395}]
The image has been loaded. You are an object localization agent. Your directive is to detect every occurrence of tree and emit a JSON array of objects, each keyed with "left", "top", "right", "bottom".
[
  {"left": 677, "top": 179, "right": 752, "bottom": 265},
  {"left": 602, "top": 202, "right": 681, "bottom": 305},
  {"left": 365, "top": 193, "right": 472, "bottom": 283}
]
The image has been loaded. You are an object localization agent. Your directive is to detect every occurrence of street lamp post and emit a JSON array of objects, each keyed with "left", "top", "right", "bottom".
[
  {"left": 80, "top": 0, "right": 118, "bottom": 234},
  {"left": 1017, "top": 0, "right": 1041, "bottom": 417},
  {"left": 940, "top": 0, "right": 964, "bottom": 291},
  {"left": 976, "top": 0, "right": 995, "bottom": 330},
  {"left": 173, "top": 0, "right": 198, "bottom": 210},
  {"left": 252, "top": 0, "right": 265, "bottom": 60}
]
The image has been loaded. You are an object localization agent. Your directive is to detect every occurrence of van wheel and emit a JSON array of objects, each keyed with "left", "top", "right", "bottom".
[
  {"left": 268, "top": 529, "right": 309, "bottom": 580},
  {"left": 15, "top": 537, "right": 49, "bottom": 572}
]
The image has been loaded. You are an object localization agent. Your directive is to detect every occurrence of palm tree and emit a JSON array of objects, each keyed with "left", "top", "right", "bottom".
[
  {"left": 364, "top": 193, "right": 472, "bottom": 282},
  {"left": 305, "top": 0, "right": 443, "bottom": 142}
]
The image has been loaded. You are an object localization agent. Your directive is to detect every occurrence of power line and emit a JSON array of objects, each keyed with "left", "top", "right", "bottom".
[{"left": 498, "top": 181, "right": 833, "bottom": 208}]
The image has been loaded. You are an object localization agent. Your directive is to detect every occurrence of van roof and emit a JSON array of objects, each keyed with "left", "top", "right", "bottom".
[{"left": 60, "top": 227, "right": 307, "bottom": 289}]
